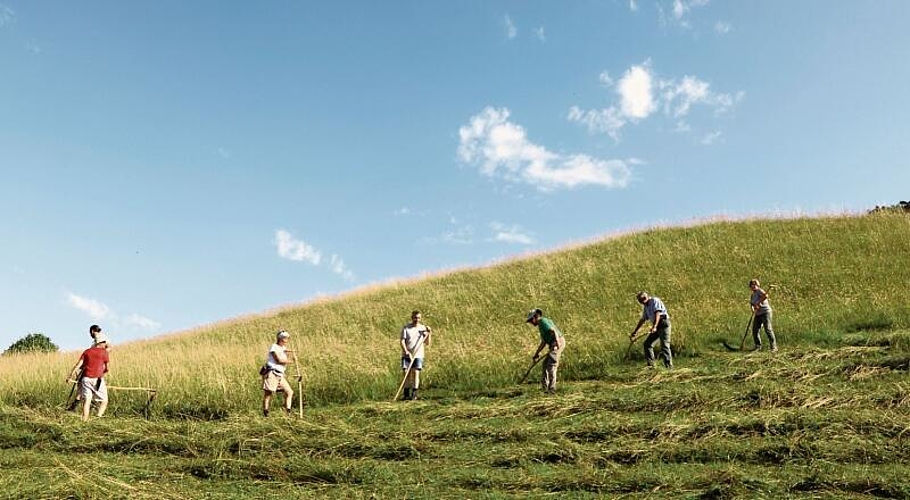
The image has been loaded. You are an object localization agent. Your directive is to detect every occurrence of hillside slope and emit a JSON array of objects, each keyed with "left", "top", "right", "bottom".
[{"left": 2, "top": 213, "right": 909, "bottom": 415}]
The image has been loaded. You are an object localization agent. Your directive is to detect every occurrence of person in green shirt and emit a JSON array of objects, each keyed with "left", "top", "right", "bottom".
[{"left": 525, "top": 308, "right": 566, "bottom": 393}]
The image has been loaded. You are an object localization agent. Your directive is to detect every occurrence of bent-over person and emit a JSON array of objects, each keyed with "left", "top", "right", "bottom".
[
  {"left": 631, "top": 292, "right": 673, "bottom": 369},
  {"left": 526, "top": 308, "right": 566, "bottom": 393}
]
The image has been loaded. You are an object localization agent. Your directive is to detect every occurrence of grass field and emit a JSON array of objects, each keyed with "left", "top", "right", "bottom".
[{"left": 2, "top": 213, "right": 910, "bottom": 498}]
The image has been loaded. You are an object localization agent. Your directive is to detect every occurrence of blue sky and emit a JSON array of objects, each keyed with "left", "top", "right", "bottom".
[{"left": 2, "top": 1, "right": 908, "bottom": 351}]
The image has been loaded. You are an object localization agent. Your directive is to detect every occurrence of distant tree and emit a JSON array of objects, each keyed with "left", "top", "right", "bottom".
[
  {"left": 4, "top": 333, "right": 59, "bottom": 355},
  {"left": 869, "top": 201, "right": 910, "bottom": 215}
]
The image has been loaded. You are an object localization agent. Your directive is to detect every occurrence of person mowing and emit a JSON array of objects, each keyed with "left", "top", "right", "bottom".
[
  {"left": 525, "top": 308, "right": 566, "bottom": 393},
  {"left": 630, "top": 291, "right": 673, "bottom": 369},
  {"left": 749, "top": 279, "right": 777, "bottom": 352},
  {"left": 400, "top": 310, "right": 432, "bottom": 401},
  {"left": 261, "top": 330, "right": 295, "bottom": 416},
  {"left": 66, "top": 331, "right": 110, "bottom": 421}
]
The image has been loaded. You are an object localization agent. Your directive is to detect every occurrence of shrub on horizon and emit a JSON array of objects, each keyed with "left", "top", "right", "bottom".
[{"left": 3, "top": 333, "right": 58, "bottom": 356}]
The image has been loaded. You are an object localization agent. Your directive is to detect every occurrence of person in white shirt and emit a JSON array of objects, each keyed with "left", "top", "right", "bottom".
[
  {"left": 261, "top": 330, "right": 294, "bottom": 416},
  {"left": 400, "top": 311, "right": 432, "bottom": 400}
]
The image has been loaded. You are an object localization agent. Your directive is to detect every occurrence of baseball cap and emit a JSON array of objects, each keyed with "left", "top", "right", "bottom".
[
  {"left": 526, "top": 308, "right": 542, "bottom": 322},
  {"left": 276, "top": 330, "right": 290, "bottom": 340},
  {"left": 94, "top": 332, "right": 108, "bottom": 344}
]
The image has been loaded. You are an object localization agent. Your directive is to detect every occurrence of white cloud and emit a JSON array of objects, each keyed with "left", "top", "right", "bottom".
[
  {"left": 489, "top": 222, "right": 535, "bottom": 245},
  {"left": 714, "top": 21, "right": 732, "bottom": 34},
  {"left": 459, "top": 107, "right": 632, "bottom": 191},
  {"left": 66, "top": 292, "right": 111, "bottom": 320},
  {"left": 666, "top": 0, "right": 711, "bottom": 28},
  {"left": 618, "top": 64, "right": 657, "bottom": 120},
  {"left": 329, "top": 254, "right": 355, "bottom": 281},
  {"left": 273, "top": 229, "right": 357, "bottom": 281},
  {"left": 599, "top": 71, "right": 614, "bottom": 87},
  {"left": 394, "top": 207, "right": 411, "bottom": 216},
  {"left": 125, "top": 314, "right": 161, "bottom": 331},
  {"left": 0, "top": 5, "right": 14, "bottom": 27},
  {"left": 274, "top": 229, "right": 321, "bottom": 265},
  {"left": 630, "top": 0, "right": 639, "bottom": 12},
  {"left": 701, "top": 130, "right": 722, "bottom": 145},
  {"left": 504, "top": 15, "right": 517, "bottom": 39},
  {"left": 570, "top": 62, "right": 743, "bottom": 138},
  {"left": 216, "top": 147, "right": 232, "bottom": 159},
  {"left": 567, "top": 106, "right": 625, "bottom": 141},
  {"left": 535, "top": 26, "right": 546, "bottom": 41}
]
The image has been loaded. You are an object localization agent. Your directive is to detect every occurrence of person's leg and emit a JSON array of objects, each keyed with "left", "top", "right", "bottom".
[
  {"left": 280, "top": 378, "right": 294, "bottom": 412},
  {"left": 545, "top": 348, "right": 560, "bottom": 391},
  {"left": 263, "top": 391, "right": 272, "bottom": 416},
  {"left": 643, "top": 330, "right": 660, "bottom": 367},
  {"left": 752, "top": 315, "right": 763, "bottom": 350},
  {"left": 95, "top": 381, "right": 108, "bottom": 417},
  {"left": 79, "top": 378, "right": 93, "bottom": 421},
  {"left": 764, "top": 311, "right": 777, "bottom": 351},
  {"left": 659, "top": 322, "right": 673, "bottom": 369}
]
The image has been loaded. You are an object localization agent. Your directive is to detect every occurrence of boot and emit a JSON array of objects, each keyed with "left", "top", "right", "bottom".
[
  {"left": 403, "top": 388, "right": 411, "bottom": 400},
  {"left": 411, "top": 389, "right": 419, "bottom": 401}
]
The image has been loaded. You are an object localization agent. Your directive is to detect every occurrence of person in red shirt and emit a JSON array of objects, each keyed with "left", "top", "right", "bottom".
[{"left": 67, "top": 332, "right": 110, "bottom": 421}]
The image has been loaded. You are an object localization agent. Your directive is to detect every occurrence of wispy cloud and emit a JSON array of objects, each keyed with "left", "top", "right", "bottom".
[
  {"left": 701, "top": 130, "right": 722, "bottom": 145},
  {"left": 216, "top": 147, "right": 232, "bottom": 159},
  {"left": 329, "top": 254, "right": 355, "bottom": 281},
  {"left": 458, "top": 107, "right": 632, "bottom": 191},
  {"left": 535, "top": 26, "right": 546, "bottom": 42},
  {"left": 0, "top": 5, "right": 14, "bottom": 27},
  {"left": 629, "top": 0, "right": 639, "bottom": 12},
  {"left": 504, "top": 15, "right": 517, "bottom": 39},
  {"left": 273, "top": 229, "right": 356, "bottom": 280},
  {"left": 714, "top": 21, "right": 732, "bottom": 34},
  {"left": 25, "top": 41, "right": 42, "bottom": 54},
  {"left": 66, "top": 292, "right": 111, "bottom": 320},
  {"left": 274, "top": 229, "right": 321, "bottom": 265},
  {"left": 125, "top": 314, "right": 161, "bottom": 331},
  {"left": 489, "top": 222, "right": 535, "bottom": 245},
  {"left": 671, "top": 0, "right": 710, "bottom": 27},
  {"left": 65, "top": 291, "right": 160, "bottom": 333},
  {"left": 570, "top": 61, "right": 743, "bottom": 139}
]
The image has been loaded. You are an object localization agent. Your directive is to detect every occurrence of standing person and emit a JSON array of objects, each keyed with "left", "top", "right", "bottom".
[
  {"left": 400, "top": 310, "right": 432, "bottom": 401},
  {"left": 630, "top": 292, "right": 673, "bottom": 369},
  {"left": 66, "top": 332, "right": 110, "bottom": 421},
  {"left": 525, "top": 308, "right": 566, "bottom": 393},
  {"left": 262, "top": 330, "right": 295, "bottom": 416},
  {"left": 749, "top": 279, "right": 777, "bottom": 352},
  {"left": 68, "top": 324, "right": 107, "bottom": 411}
]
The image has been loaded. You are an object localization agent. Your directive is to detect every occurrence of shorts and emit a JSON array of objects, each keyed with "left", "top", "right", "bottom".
[
  {"left": 262, "top": 371, "right": 293, "bottom": 393},
  {"left": 401, "top": 356, "right": 423, "bottom": 371},
  {"left": 80, "top": 377, "right": 108, "bottom": 403}
]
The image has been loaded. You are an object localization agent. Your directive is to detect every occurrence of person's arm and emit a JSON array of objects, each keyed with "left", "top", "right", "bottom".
[
  {"left": 67, "top": 357, "right": 84, "bottom": 382},
  {"left": 650, "top": 311, "right": 662, "bottom": 332},
  {"left": 423, "top": 326, "right": 432, "bottom": 347},
  {"left": 631, "top": 318, "right": 646, "bottom": 339},
  {"left": 533, "top": 340, "right": 546, "bottom": 360},
  {"left": 400, "top": 332, "right": 410, "bottom": 356},
  {"left": 273, "top": 348, "right": 289, "bottom": 366}
]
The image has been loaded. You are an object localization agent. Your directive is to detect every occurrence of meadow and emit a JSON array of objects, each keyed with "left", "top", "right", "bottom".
[{"left": 1, "top": 212, "right": 909, "bottom": 498}]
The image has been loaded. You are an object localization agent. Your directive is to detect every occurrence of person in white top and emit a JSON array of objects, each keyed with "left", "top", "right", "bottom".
[
  {"left": 400, "top": 310, "right": 432, "bottom": 400},
  {"left": 261, "top": 330, "right": 294, "bottom": 416}
]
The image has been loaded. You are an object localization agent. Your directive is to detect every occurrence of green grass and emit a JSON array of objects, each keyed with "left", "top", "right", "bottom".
[{"left": 2, "top": 213, "right": 910, "bottom": 498}]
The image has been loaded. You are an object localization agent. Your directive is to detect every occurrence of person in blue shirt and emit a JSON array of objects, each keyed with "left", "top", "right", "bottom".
[
  {"left": 526, "top": 308, "right": 566, "bottom": 392},
  {"left": 630, "top": 292, "right": 673, "bottom": 369}
]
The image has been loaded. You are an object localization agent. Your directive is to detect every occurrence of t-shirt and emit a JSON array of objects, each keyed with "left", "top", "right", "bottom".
[
  {"left": 751, "top": 288, "right": 772, "bottom": 315},
  {"left": 641, "top": 297, "right": 670, "bottom": 323},
  {"left": 401, "top": 323, "right": 430, "bottom": 359},
  {"left": 537, "top": 317, "right": 563, "bottom": 346},
  {"left": 80, "top": 346, "right": 109, "bottom": 378},
  {"left": 266, "top": 343, "right": 287, "bottom": 374}
]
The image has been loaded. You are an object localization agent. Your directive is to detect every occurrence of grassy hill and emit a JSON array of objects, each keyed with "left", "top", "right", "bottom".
[{"left": 2, "top": 212, "right": 910, "bottom": 498}]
